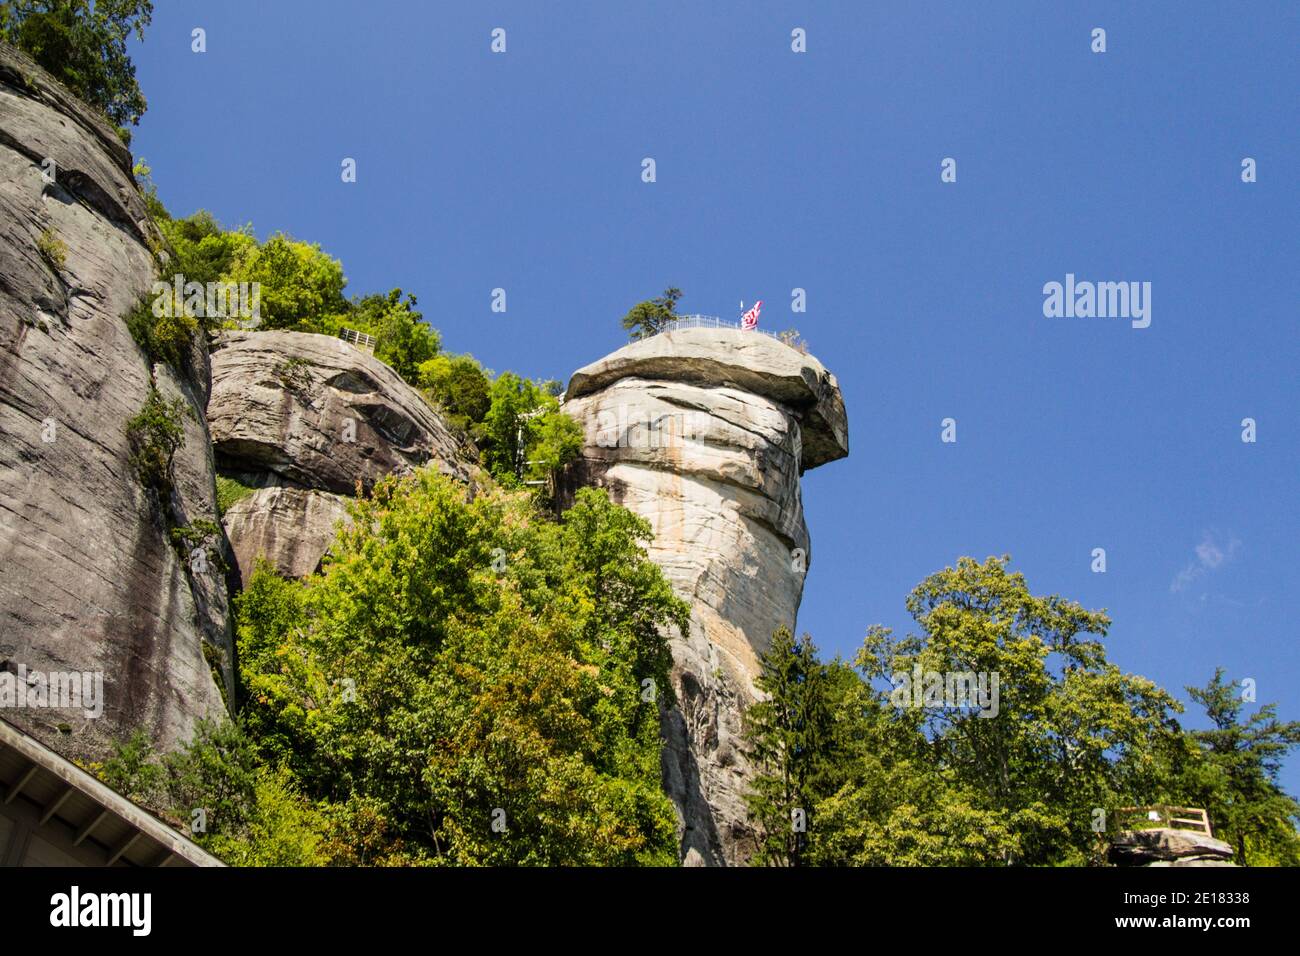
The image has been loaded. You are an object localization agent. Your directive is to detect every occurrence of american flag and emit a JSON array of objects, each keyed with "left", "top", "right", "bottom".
[{"left": 740, "top": 300, "right": 762, "bottom": 329}]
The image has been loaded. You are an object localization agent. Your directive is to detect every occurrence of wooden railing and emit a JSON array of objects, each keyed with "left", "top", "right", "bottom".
[{"left": 1114, "top": 805, "right": 1213, "bottom": 836}]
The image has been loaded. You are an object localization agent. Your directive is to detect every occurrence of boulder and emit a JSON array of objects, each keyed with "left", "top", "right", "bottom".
[
  {"left": 0, "top": 41, "right": 230, "bottom": 759},
  {"left": 562, "top": 328, "right": 849, "bottom": 865},
  {"left": 223, "top": 485, "right": 350, "bottom": 581},
  {"left": 1110, "top": 828, "right": 1235, "bottom": 866},
  {"left": 209, "top": 330, "right": 472, "bottom": 495}
]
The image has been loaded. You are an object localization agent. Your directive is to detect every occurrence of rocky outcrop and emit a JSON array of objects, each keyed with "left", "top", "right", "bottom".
[
  {"left": 562, "top": 328, "right": 849, "bottom": 865},
  {"left": 221, "top": 486, "right": 351, "bottom": 581},
  {"left": 209, "top": 331, "right": 471, "bottom": 495},
  {"left": 1110, "top": 828, "right": 1237, "bottom": 867},
  {"left": 0, "top": 42, "right": 231, "bottom": 758},
  {"left": 210, "top": 330, "right": 473, "bottom": 579}
]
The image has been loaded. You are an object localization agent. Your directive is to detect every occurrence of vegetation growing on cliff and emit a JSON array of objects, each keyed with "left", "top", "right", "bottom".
[
  {"left": 621, "top": 286, "right": 682, "bottom": 340},
  {"left": 142, "top": 202, "right": 581, "bottom": 491},
  {"left": 0, "top": 0, "right": 153, "bottom": 136},
  {"left": 124, "top": 386, "right": 188, "bottom": 499},
  {"left": 743, "top": 556, "right": 1300, "bottom": 866},
  {"left": 102, "top": 471, "right": 689, "bottom": 865}
]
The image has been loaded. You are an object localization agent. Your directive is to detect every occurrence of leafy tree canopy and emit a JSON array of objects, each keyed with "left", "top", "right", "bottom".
[
  {"left": 1, "top": 0, "right": 153, "bottom": 133},
  {"left": 232, "top": 471, "right": 688, "bottom": 865}
]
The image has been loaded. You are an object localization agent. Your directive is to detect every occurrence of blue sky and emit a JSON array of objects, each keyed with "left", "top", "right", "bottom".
[{"left": 129, "top": 2, "right": 1299, "bottom": 795}]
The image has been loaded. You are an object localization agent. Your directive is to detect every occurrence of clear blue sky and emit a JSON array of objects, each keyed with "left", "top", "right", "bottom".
[{"left": 129, "top": 2, "right": 1299, "bottom": 795}]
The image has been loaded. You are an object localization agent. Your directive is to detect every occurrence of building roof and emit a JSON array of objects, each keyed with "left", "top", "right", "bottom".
[{"left": 0, "top": 717, "right": 225, "bottom": 867}]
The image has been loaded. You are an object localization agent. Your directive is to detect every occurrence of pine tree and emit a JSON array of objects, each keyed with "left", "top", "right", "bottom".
[
  {"left": 742, "top": 627, "right": 834, "bottom": 866},
  {"left": 1183, "top": 669, "right": 1300, "bottom": 865}
]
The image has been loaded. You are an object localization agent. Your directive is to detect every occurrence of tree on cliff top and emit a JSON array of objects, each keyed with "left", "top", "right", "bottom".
[
  {"left": 1174, "top": 669, "right": 1300, "bottom": 865},
  {"left": 1, "top": 1, "right": 154, "bottom": 133},
  {"left": 621, "top": 287, "right": 682, "bottom": 341}
]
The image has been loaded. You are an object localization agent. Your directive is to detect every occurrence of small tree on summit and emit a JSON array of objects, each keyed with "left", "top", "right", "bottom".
[{"left": 621, "top": 287, "right": 682, "bottom": 341}]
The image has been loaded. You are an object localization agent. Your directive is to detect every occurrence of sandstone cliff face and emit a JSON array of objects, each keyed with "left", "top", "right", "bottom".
[
  {"left": 563, "top": 328, "right": 848, "bottom": 865},
  {"left": 0, "top": 43, "right": 231, "bottom": 757},
  {"left": 209, "top": 330, "right": 474, "bottom": 580}
]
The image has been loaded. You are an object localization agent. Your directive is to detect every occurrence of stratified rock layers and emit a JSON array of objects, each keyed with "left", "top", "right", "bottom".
[
  {"left": 0, "top": 42, "right": 230, "bottom": 757},
  {"left": 563, "top": 328, "right": 848, "bottom": 865},
  {"left": 209, "top": 330, "right": 474, "bottom": 580}
]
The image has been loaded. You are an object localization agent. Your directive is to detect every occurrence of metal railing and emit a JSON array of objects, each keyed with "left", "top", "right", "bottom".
[
  {"left": 667, "top": 314, "right": 780, "bottom": 340},
  {"left": 646, "top": 315, "right": 809, "bottom": 353},
  {"left": 338, "top": 327, "right": 377, "bottom": 354}
]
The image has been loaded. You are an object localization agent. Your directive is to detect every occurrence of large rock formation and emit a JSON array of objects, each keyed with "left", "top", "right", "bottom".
[
  {"left": 221, "top": 485, "right": 350, "bottom": 581},
  {"left": 1110, "top": 828, "right": 1237, "bottom": 867},
  {"left": 563, "top": 328, "right": 848, "bottom": 865},
  {"left": 0, "top": 42, "right": 231, "bottom": 757},
  {"left": 209, "top": 330, "right": 474, "bottom": 580}
]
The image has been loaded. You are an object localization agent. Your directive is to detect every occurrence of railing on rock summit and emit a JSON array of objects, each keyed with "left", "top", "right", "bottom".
[
  {"left": 649, "top": 315, "right": 809, "bottom": 353},
  {"left": 1114, "top": 805, "right": 1214, "bottom": 836},
  {"left": 338, "top": 327, "right": 377, "bottom": 354}
]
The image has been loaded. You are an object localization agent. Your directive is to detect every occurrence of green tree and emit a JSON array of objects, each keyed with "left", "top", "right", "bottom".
[
  {"left": 523, "top": 407, "right": 584, "bottom": 491},
  {"left": 418, "top": 352, "right": 492, "bottom": 435},
  {"left": 228, "top": 233, "right": 348, "bottom": 333},
  {"left": 621, "top": 287, "right": 682, "bottom": 341},
  {"left": 1174, "top": 669, "right": 1300, "bottom": 865},
  {"left": 742, "top": 628, "right": 838, "bottom": 866},
  {"left": 124, "top": 386, "right": 188, "bottom": 499},
  {"left": 349, "top": 288, "right": 440, "bottom": 383},
  {"left": 157, "top": 210, "right": 258, "bottom": 291},
  {"left": 1, "top": 0, "right": 153, "bottom": 133},
  {"left": 477, "top": 373, "right": 580, "bottom": 487},
  {"left": 234, "top": 471, "right": 688, "bottom": 865},
  {"left": 780, "top": 557, "right": 1190, "bottom": 867}
]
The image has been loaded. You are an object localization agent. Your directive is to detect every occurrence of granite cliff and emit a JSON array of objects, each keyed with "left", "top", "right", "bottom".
[
  {"left": 209, "top": 329, "right": 474, "bottom": 581},
  {"left": 563, "top": 328, "right": 849, "bottom": 865},
  {"left": 0, "top": 42, "right": 231, "bottom": 756},
  {"left": 0, "top": 41, "right": 849, "bottom": 867}
]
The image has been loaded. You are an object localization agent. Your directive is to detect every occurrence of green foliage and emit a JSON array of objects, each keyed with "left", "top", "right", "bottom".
[
  {"left": 1166, "top": 669, "right": 1300, "bottom": 865},
  {"left": 125, "top": 386, "right": 188, "bottom": 499},
  {"left": 215, "top": 475, "right": 256, "bottom": 517},
  {"left": 525, "top": 407, "right": 584, "bottom": 488},
  {"left": 91, "top": 719, "right": 330, "bottom": 865},
  {"left": 91, "top": 729, "right": 163, "bottom": 804},
  {"left": 418, "top": 352, "right": 492, "bottom": 435},
  {"left": 36, "top": 226, "right": 67, "bottom": 269},
  {"left": 742, "top": 628, "right": 837, "bottom": 866},
  {"left": 124, "top": 294, "right": 197, "bottom": 368},
  {"left": 156, "top": 209, "right": 258, "bottom": 293},
  {"left": 347, "top": 288, "right": 440, "bottom": 383},
  {"left": 477, "top": 372, "right": 581, "bottom": 488},
  {"left": 229, "top": 233, "right": 347, "bottom": 332},
  {"left": 745, "top": 556, "right": 1197, "bottom": 867},
  {"left": 0, "top": 0, "right": 153, "bottom": 131},
  {"left": 169, "top": 518, "right": 226, "bottom": 572},
  {"left": 621, "top": 286, "right": 682, "bottom": 341},
  {"left": 234, "top": 471, "right": 688, "bottom": 865}
]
